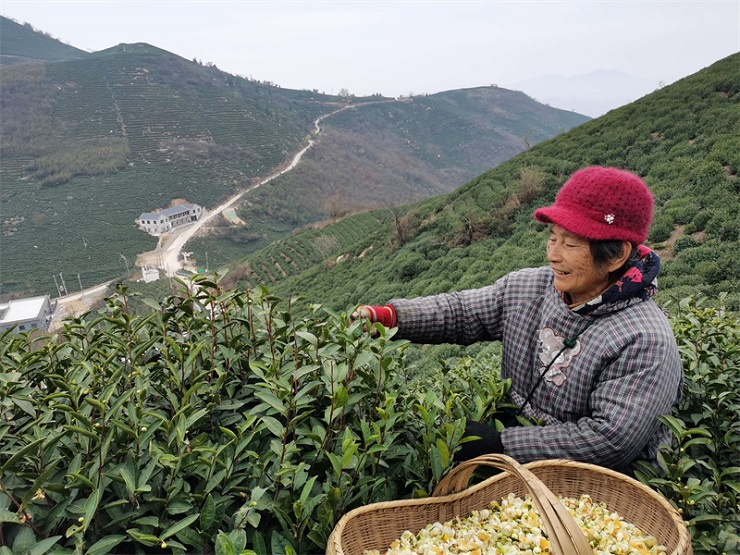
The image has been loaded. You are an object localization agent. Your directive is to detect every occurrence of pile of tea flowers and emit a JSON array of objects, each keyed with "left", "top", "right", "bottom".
[{"left": 364, "top": 493, "right": 666, "bottom": 555}]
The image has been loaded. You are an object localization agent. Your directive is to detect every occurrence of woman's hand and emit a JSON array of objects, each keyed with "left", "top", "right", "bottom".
[
  {"left": 350, "top": 304, "right": 397, "bottom": 335},
  {"left": 456, "top": 420, "right": 504, "bottom": 461}
]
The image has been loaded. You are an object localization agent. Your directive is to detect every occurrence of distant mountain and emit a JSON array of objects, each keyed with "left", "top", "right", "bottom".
[
  {"left": 0, "top": 22, "right": 589, "bottom": 300},
  {"left": 0, "top": 16, "right": 89, "bottom": 64},
  {"left": 511, "top": 69, "right": 661, "bottom": 117},
  {"left": 0, "top": 42, "right": 346, "bottom": 298}
]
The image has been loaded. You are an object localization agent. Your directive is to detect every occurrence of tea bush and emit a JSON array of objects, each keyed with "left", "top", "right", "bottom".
[
  {"left": 0, "top": 278, "right": 508, "bottom": 554},
  {"left": 635, "top": 295, "right": 740, "bottom": 555},
  {"left": 1, "top": 280, "right": 738, "bottom": 554}
]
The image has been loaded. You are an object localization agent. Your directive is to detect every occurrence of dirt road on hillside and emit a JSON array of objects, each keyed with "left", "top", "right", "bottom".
[
  {"left": 137, "top": 102, "right": 377, "bottom": 276},
  {"left": 51, "top": 99, "right": 401, "bottom": 326},
  {"left": 49, "top": 281, "right": 113, "bottom": 331}
]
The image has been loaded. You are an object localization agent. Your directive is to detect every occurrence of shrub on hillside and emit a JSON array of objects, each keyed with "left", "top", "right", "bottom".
[
  {"left": 635, "top": 295, "right": 740, "bottom": 555},
  {"left": 0, "top": 281, "right": 737, "bottom": 554},
  {"left": 0, "top": 279, "right": 506, "bottom": 554},
  {"left": 391, "top": 252, "right": 431, "bottom": 280},
  {"left": 649, "top": 212, "right": 674, "bottom": 243}
]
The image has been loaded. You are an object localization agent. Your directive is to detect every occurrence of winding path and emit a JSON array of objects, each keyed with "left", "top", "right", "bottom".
[
  {"left": 50, "top": 98, "right": 401, "bottom": 327},
  {"left": 144, "top": 101, "right": 388, "bottom": 276}
]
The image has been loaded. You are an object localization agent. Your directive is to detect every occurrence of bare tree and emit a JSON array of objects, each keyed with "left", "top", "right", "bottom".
[
  {"left": 382, "top": 184, "right": 418, "bottom": 248},
  {"left": 324, "top": 192, "right": 348, "bottom": 222}
]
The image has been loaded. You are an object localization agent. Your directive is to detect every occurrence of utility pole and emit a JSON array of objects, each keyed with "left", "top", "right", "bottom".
[
  {"left": 58, "top": 273, "right": 68, "bottom": 296},
  {"left": 53, "top": 274, "right": 62, "bottom": 297},
  {"left": 120, "top": 254, "right": 130, "bottom": 276}
]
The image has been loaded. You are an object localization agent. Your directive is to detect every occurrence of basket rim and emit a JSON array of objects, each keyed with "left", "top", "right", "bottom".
[
  {"left": 328, "top": 458, "right": 692, "bottom": 555},
  {"left": 524, "top": 458, "right": 683, "bottom": 515}
]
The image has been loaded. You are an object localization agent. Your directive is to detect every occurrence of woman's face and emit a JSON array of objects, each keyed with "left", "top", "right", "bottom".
[{"left": 546, "top": 225, "right": 612, "bottom": 305}]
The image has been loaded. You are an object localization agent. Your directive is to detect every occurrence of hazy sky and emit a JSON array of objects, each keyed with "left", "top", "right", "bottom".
[{"left": 2, "top": 0, "right": 738, "bottom": 101}]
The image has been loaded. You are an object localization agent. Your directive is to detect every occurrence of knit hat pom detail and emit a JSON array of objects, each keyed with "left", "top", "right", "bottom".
[{"left": 533, "top": 166, "right": 654, "bottom": 244}]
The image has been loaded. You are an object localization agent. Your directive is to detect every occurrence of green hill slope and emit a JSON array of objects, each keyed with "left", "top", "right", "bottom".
[
  {"left": 0, "top": 43, "right": 348, "bottom": 298},
  {"left": 0, "top": 16, "right": 89, "bottom": 64},
  {"left": 228, "top": 53, "right": 740, "bottom": 314},
  {"left": 1, "top": 36, "right": 588, "bottom": 299},
  {"left": 191, "top": 88, "right": 589, "bottom": 270}
]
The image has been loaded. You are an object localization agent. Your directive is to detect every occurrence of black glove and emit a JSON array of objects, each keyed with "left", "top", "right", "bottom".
[{"left": 456, "top": 420, "right": 504, "bottom": 462}]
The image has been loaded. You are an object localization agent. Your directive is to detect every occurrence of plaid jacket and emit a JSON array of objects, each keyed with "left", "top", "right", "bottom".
[{"left": 389, "top": 266, "right": 683, "bottom": 470}]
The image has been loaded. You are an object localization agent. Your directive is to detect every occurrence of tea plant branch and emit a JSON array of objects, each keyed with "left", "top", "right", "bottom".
[{"left": 0, "top": 481, "right": 42, "bottom": 537}]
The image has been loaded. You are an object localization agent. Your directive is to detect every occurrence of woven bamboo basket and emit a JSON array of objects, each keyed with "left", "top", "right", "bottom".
[{"left": 326, "top": 454, "right": 692, "bottom": 555}]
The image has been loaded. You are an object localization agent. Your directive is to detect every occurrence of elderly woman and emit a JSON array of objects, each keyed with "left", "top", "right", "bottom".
[{"left": 354, "top": 166, "right": 683, "bottom": 473}]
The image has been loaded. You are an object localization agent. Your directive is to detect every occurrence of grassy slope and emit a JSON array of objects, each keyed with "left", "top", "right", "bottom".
[
  {"left": 228, "top": 53, "right": 740, "bottom": 318},
  {"left": 1, "top": 39, "right": 589, "bottom": 299},
  {"left": 0, "top": 45, "right": 344, "bottom": 298},
  {"left": 0, "top": 16, "right": 89, "bottom": 63},
  {"left": 189, "top": 89, "right": 589, "bottom": 273}
]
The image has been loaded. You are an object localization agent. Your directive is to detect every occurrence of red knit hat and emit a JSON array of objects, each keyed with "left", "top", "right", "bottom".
[{"left": 533, "top": 166, "right": 654, "bottom": 244}]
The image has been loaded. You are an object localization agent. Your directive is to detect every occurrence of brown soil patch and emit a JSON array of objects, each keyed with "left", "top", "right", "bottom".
[{"left": 654, "top": 225, "right": 685, "bottom": 260}]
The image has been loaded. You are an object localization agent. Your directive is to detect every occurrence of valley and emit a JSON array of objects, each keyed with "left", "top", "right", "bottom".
[
  {"left": 1, "top": 40, "right": 587, "bottom": 300},
  {"left": 49, "top": 98, "right": 401, "bottom": 326},
  {"left": 136, "top": 98, "right": 401, "bottom": 277}
]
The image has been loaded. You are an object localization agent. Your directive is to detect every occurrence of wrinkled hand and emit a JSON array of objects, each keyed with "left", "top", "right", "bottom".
[
  {"left": 350, "top": 306, "right": 372, "bottom": 323},
  {"left": 350, "top": 304, "right": 397, "bottom": 336}
]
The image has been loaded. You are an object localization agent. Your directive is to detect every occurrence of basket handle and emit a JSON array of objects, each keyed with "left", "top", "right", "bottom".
[{"left": 432, "top": 454, "right": 594, "bottom": 555}]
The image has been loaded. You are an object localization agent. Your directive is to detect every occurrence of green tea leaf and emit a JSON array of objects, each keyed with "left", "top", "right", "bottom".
[
  {"left": 206, "top": 468, "right": 227, "bottom": 493},
  {"left": 200, "top": 493, "right": 216, "bottom": 531},
  {"left": 261, "top": 416, "right": 285, "bottom": 437},
  {"left": 295, "top": 331, "right": 317, "bottom": 344},
  {"left": 120, "top": 467, "right": 137, "bottom": 496},
  {"left": 161, "top": 513, "right": 200, "bottom": 540},
  {"left": 26, "top": 535, "right": 62, "bottom": 555},
  {"left": 126, "top": 528, "right": 161, "bottom": 546},
  {"left": 332, "top": 386, "right": 349, "bottom": 409},
  {"left": 11, "top": 396, "right": 35, "bottom": 417},
  {"left": 659, "top": 414, "right": 686, "bottom": 438},
  {"left": 255, "top": 391, "right": 287, "bottom": 415},
  {"left": 0, "top": 510, "right": 19, "bottom": 523},
  {"left": 12, "top": 527, "right": 35, "bottom": 553},
  {"left": 435, "top": 438, "right": 450, "bottom": 469},
  {"left": 215, "top": 532, "right": 236, "bottom": 555},
  {"left": 85, "top": 535, "right": 126, "bottom": 555},
  {"left": 82, "top": 488, "right": 102, "bottom": 528},
  {"left": 84, "top": 397, "right": 106, "bottom": 413},
  {"left": 1, "top": 437, "right": 45, "bottom": 473},
  {"left": 229, "top": 529, "right": 247, "bottom": 553}
]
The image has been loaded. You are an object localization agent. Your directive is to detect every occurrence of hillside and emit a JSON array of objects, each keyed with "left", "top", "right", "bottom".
[
  {"left": 223, "top": 53, "right": 740, "bottom": 318},
  {"left": 0, "top": 41, "right": 350, "bottom": 298},
  {"left": 0, "top": 33, "right": 588, "bottom": 300},
  {"left": 189, "top": 87, "right": 589, "bottom": 269},
  {"left": 0, "top": 16, "right": 89, "bottom": 64}
]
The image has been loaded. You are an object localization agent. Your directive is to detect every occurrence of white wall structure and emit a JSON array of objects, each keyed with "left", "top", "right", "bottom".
[
  {"left": 141, "top": 267, "right": 160, "bottom": 283},
  {"left": 137, "top": 204, "right": 204, "bottom": 236},
  {"left": 0, "top": 295, "right": 54, "bottom": 333}
]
